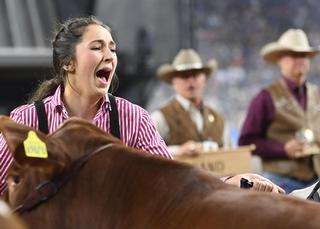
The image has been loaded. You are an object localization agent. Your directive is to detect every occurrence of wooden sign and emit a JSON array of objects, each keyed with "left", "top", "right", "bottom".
[{"left": 174, "top": 145, "right": 255, "bottom": 177}]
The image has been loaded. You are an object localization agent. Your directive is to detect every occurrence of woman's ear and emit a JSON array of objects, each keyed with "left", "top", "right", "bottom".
[{"left": 63, "top": 61, "right": 75, "bottom": 73}]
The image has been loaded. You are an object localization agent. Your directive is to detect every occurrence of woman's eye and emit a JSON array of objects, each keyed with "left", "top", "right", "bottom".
[{"left": 91, "top": 46, "right": 101, "bottom": 50}]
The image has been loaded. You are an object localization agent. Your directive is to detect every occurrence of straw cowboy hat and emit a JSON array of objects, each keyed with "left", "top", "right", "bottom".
[
  {"left": 260, "top": 28, "right": 320, "bottom": 63},
  {"left": 157, "top": 49, "right": 218, "bottom": 84}
]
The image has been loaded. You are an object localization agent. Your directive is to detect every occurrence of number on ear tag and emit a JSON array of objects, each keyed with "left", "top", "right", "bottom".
[{"left": 23, "top": 131, "right": 48, "bottom": 158}]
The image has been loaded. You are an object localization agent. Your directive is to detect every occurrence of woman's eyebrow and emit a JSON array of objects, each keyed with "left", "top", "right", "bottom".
[{"left": 90, "top": 40, "right": 105, "bottom": 45}]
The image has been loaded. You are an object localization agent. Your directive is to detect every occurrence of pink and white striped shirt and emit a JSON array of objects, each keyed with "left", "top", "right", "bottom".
[{"left": 0, "top": 85, "right": 172, "bottom": 195}]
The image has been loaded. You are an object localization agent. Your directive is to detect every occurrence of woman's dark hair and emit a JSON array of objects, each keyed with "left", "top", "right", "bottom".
[{"left": 28, "top": 15, "right": 118, "bottom": 102}]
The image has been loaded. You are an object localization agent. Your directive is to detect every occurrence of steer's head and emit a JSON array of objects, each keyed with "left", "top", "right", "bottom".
[{"left": 0, "top": 116, "right": 121, "bottom": 210}]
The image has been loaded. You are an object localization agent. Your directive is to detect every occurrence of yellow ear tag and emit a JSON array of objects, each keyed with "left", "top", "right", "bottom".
[{"left": 23, "top": 131, "right": 48, "bottom": 158}]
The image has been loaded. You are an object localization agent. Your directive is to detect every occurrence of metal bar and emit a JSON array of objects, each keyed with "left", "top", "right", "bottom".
[
  {"left": 0, "top": 47, "right": 52, "bottom": 67},
  {"left": 0, "top": 0, "right": 12, "bottom": 46},
  {"left": 27, "top": 0, "right": 45, "bottom": 46},
  {"left": 37, "top": 0, "right": 59, "bottom": 46},
  {"left": 5, "top": 0, "right": 23, "bottom": 46}
]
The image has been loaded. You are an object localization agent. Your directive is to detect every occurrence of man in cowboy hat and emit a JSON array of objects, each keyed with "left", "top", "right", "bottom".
[
  {"left": 151, "top": 48, "right": 286, "bottom": 194},
  {"left": 239, "top": 28, "right": 320, "bottom": 193},
  {"left": 151, "top": 48, "right": 225, "bottom": 156}
]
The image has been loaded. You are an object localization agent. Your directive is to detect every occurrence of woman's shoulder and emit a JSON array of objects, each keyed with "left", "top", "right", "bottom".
[
  {"left": 115, "top": 96, "right": 145, "bottom": 112},
  {"left": 9, "top": 103, "right": 37, "bottom": 126},
  {"left": 10, "top": 103, "right": 36, "bottom": 116},
  {"left": 10, "top": 95, "right": 55, "bottom": 119},
  {"left": 114, "top": 96, "right": 154, "bottom": 124},
  {"left": 11, "top": 97, "right": 51, "bottom": 113}
]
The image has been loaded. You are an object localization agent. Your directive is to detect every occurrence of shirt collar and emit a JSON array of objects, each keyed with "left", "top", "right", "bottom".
[
  {"left": 101, "top": 94, "right": 110, "bottom": 113},
  {"left": 52, "top": 85, "right": 110, "bottom": 113},
  {"left": 51, "top": 85, "right": 64, "bottom": 111},
  {"left": 175, "top": 94, "right": 203, "bottom": 111},
  {"left": 282, "top": 76, "right": 306, "bottom": 94}
]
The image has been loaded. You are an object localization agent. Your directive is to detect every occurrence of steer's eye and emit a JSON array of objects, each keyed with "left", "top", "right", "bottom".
[{"left": 12, "top": 175, "right": 21, "bottom": 185}]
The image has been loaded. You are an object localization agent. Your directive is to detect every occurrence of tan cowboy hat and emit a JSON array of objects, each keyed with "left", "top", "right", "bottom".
[
  {"left": 260, "top": 28, "right": 320, "bottom": 63},
  {"left": 157, "top": 49, "right": 218, "bottom": 84}
]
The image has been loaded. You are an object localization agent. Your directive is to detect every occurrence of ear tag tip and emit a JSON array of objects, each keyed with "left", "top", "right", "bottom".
[{"left": 23, "top": 130, "right": 48, "bottom": 158}]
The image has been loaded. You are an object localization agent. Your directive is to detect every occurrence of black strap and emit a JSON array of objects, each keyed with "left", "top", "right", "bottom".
[
  {"left": 34, "top": 101, "right": 49, "bottom": 134},
  {"left": 108, "top": 93, "right": 120, "bottom": 139},
  {"left": 34, "top": 96, "right": 120, "bottom": 139}
]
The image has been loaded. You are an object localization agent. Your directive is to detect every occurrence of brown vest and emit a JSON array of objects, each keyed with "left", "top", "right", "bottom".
[
  {"left": 160, "top": 99, "right": 224, "bottom": 146},
  {"left": 264, "top": 79, "right": 320, "bottom": 181}
]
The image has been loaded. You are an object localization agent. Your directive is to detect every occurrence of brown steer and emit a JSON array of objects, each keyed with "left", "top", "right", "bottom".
[{"left": 0, "top": 115, "right": 320, "bottom": 229}]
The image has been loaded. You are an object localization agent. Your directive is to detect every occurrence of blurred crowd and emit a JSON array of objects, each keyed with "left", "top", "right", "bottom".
[{"left": 146, "top": 0, "right": 320, "bottom": 146}]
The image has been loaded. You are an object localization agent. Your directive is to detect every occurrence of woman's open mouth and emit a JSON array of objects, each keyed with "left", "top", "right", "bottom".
[{"left": 95, "top": 68, "right": 111, "bottom": 85}]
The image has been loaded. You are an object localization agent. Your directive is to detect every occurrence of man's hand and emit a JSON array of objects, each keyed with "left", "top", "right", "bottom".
[
  {"left": 284, "top": 139, "right": 307, "bottom": 158},
  {"left": 176, "top": 140, "right": 202, "bottom": 156},
  {"left": 225, "top": 173, "right": 285, "bottom": 194}
]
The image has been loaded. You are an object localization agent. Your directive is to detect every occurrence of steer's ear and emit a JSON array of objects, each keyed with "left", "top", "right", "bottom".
[
  {"left": 0, "top": 115, "right": 66, "bottom": 172},
  {"left": 0, "top": 116, "right": 46, "bottom": 155}
]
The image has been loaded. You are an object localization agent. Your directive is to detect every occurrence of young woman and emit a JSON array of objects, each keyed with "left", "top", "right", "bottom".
[{"left": 0, "top": 16, "right": 172, "bottom": 195}]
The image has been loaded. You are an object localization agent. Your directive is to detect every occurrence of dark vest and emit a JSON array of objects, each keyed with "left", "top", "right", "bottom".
[
  {"left": 264, "top": 80, "right": 320, "bottom": 181},
  {"left": 160, "top": 99, "right": 224, "bottom": 146}
]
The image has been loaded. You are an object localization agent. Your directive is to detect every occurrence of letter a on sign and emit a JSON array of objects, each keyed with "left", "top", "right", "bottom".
[{"left": 23, "top": 131, "right": 48, "bottom": 158}]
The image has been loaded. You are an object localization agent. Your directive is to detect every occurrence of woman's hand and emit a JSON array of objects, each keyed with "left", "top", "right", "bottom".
[{"left": 224, "top": 173, "right": 285, "bottom": 194}]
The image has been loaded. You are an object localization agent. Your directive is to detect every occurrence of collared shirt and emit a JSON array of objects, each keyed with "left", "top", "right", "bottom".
[
  {"left": 175, "top": 95, "right": 204, "bottom": 132},
  {"left": 238, "top": 76, "right": 307, "bottom": 159},
  {"left": 283, "top": 77, "right": 306, "bottom": 110},
  {"left": 0, "top": 85, "right": 172, "bottom": 195}
]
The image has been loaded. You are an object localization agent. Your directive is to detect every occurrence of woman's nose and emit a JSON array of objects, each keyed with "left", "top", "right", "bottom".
[{"left": 103, "top": 49, "right": 114, "bottom": 62}]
